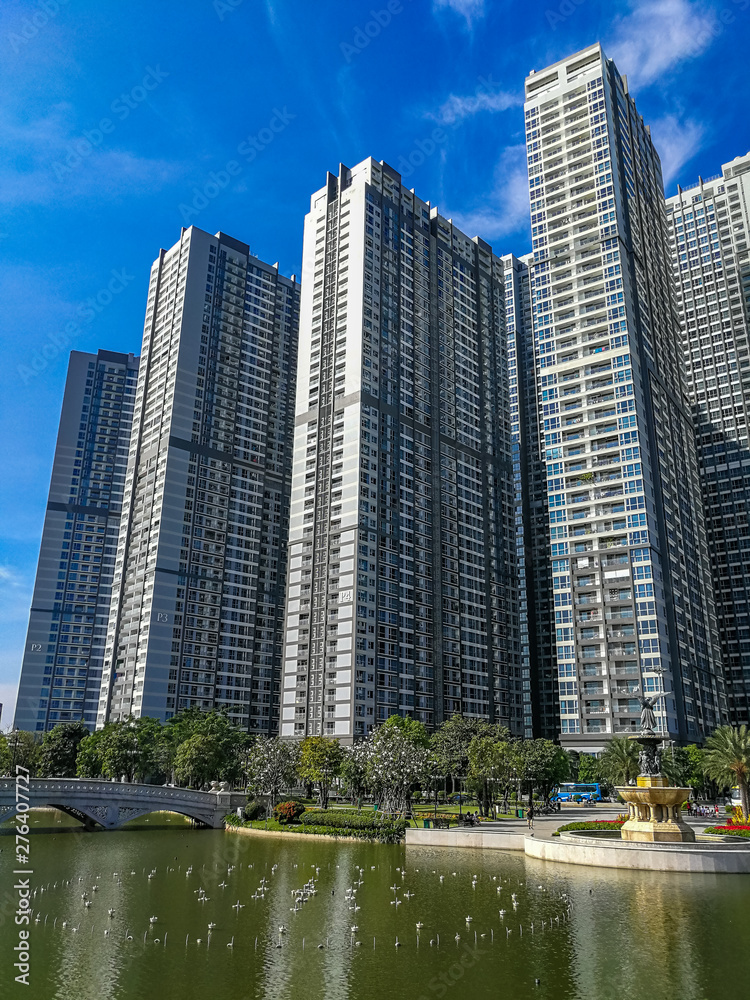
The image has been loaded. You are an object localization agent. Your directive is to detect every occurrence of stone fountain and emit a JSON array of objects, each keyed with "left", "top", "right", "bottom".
[{"left": 616, "top": 692, "right": 695, "bottom": 844}]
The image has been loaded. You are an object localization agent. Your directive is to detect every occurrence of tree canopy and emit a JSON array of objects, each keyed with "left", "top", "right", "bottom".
[{"left": 703, "top": 725, "right": 750, "bottom": 819}]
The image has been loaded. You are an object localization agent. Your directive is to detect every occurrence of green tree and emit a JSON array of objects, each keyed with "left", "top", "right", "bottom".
[
  {"left": 703, "top": 725, "right": 750, "bottom": 820},
  {"left": 430, "top": 714, "right": 496, "bottom": 793},
  {"left": 298, "top": 736, "right": 344, "bottom": 809},
  {"left": 175, "top": 733, "right": 227, "bottom": 788},
  {"left": 598, "top": 737, "right": 640, "bottom": 787},
  {"left": 76, "top": 717, "right": 161, "bottom": 782},
  {"left": 0, "top": 733, "right": 10, "bottom": 775},
  {"left": 39, "top": 721, "right": 90, "bottom": 778},
  {"left": 4, "top": 731, "right": 40, "bottom": 776},
  {"left": 467, "top": 729, "right": 512, "bottom": 816},
  {"left": 577, "top": 753, "right": 601, "bottom": 784},
  {"left": 660, "top": 745, "right": 704, "bottom": 790},
  {"left": 160, "top": 708, "right": 246, "bottom": 786},
  {"left": 76, "top": 728, "right": 108, "bottom": 778},
  {"left": 515, "top": 739, "right": 569, "bottom": 807}
]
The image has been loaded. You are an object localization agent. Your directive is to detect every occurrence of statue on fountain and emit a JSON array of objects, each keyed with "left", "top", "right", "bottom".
[
  {"left": 634, "top": 687, "right": 671, "bottom": 734},
  {"left": 617, "top": 686, "right": 694, "bottom": 842}
]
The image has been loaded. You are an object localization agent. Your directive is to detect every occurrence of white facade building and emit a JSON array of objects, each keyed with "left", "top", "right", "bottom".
[
  {"left": 281, "top": 158, "right": 521, "bottom": 741},
  {"left": 524, "top": 45, "right": 726, "bottom": 749},
  {"left": 98, "top": 227, "right": 299, "bottom": 732}
]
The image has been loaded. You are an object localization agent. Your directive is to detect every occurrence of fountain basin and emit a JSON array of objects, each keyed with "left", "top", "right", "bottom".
[{"left": 617, "top": 779, "right": 694, "bottom": 843}]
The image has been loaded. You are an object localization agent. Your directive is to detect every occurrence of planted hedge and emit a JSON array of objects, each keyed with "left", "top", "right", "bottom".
[
  {"left": 553, "top": 819, "right": 625, "bottom": 838},
  {"left": 224, "top": 809, "right": 407, "bottom": 843},
  {"left": 300, "top": 809, "right": 407, "bottom": 842}
]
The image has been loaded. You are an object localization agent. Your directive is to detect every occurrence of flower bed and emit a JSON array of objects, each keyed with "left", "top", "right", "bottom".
[
  {"left": 704, "top": 825, "right": 750, "bottom": 839},
  {"left": 553, "top": 819, "right": 625, "bottom": 838}
]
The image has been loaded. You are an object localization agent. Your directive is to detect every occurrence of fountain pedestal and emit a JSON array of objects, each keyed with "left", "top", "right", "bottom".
[
  {"left": 617, "top": 778, "right": 695, "bottom": 843},
  {"left": 616, "top": 732, "right": 695, "bottom": 843}
]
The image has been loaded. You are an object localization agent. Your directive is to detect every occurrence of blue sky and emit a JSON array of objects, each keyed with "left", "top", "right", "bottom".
[{"left": 1, "top": 0, "right": 748, "bottom": 726}]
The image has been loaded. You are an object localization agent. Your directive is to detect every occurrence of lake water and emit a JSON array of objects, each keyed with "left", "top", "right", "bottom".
[{"left": 1, "top": 810, "right": 747, "bottom": 1000}]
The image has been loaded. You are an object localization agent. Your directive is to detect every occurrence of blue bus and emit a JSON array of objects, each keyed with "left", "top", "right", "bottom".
[{"left": 551, "top": 782, "right": 604, "bottom": 803}]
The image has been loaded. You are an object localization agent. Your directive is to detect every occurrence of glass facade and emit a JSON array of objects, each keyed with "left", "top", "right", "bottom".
[
  {"left": 98, "top": 227, "right": 299, "bottom": 733},
  {"left": 15, "top": 350, "right": 139, "bottom": 732},
  {"left": 667, "top": 153, "right": 750, "bottom": 725},
  {"left": 525, "top": 45, "right": 726, "bottom": 748}
]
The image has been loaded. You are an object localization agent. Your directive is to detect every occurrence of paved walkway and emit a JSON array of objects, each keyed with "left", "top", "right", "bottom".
[{"left": 425, "top": 805, "right": 722, "bottom": 844}]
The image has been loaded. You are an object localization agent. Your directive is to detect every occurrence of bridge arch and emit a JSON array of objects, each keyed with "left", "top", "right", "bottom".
[{"left": 0, "top": 778, "right": 245, "bottom": 831}]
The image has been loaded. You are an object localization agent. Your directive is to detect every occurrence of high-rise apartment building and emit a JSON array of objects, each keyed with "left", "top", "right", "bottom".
[
  {"left": 666, "top": 153, "right": 750, "bottom": 724},
  {"left": 503, "top": 253, "right": 558, "bottom": 739},
  {"left": 15, "top": 349, "right": 139, "bottom": 732},
  {"left": 280, "top": 158, "right": 521, "bottom": 742},
  {"left": 98, "top": 227, "right": 299, "bottom": 733},
  {"left": 524, "top": 44, "right": 726, "bottom": 749}
]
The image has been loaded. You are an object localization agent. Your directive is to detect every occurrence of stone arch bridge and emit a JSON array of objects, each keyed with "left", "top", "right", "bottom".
[{"left": 0, "top": 778, "right": 245, "bottom": 831}]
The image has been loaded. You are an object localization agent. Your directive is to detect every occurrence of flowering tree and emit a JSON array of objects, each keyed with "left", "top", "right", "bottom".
[
  {"left": 246, "top": 737, "right": 300, "bottom": 808},
  {"left": 367, "top": 716, "right": 429, "bottom": 816},
  {"left": 340, "top": 740, "right": 372, "bottom": 808}
]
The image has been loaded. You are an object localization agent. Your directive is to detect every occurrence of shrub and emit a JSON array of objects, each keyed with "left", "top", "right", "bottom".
[
  {"left": 245, "top": 800, "right": 266, "bottom": 821},
  {"left": 274, "top": 800, "right": 306, "bottom": 824},
  {"left": 299, "top": 809, "right": 407, "bottom": 842},
  {"left": 553, "top": 819, "right": 625, "bottom": 837}
]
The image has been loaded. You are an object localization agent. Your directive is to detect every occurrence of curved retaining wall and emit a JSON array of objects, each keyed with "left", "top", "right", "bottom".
[
  {"left": 405, "top": 828, "right": 526, "bottom": 851},
  {"left": 524, "top": 833, "right": 750, "bottom": 874},
  {"left": 405, "top": 827, "right": 750, "bottom": 873}
]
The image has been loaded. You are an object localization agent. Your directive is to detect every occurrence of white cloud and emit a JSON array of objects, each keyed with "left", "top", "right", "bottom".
[
  {"left": 0, "top": 105, "right": 184, "bottom": 208},
  {"left": 432, "top": 0, "right": 486, "bottom": 28},
  {"left": 444, "top": 145, "right": 530, "bottom": 244},
  {"left": 430, "top": 86, "right": 521, "bottom": 126},
  {"left": 608, "top": 0, "right": 717, "bottom": 89},
  {"left": 649, "top": 115, "right": 705, "bottom": 188}
]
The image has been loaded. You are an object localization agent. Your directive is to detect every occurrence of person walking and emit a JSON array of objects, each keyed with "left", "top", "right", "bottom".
[{"left": 527, "top": 805, "right": 535, "bottom": 831}]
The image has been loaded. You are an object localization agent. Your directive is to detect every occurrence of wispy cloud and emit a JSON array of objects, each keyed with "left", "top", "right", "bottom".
[
  {"left": 608, "top": 0, "right": 716, "bottom": 89},
  {"left": 432, "top": 0, "right": 486, "bottom": 28},
  {"left": 0, "top": 105, "right": 184, "bottom": 208},
  {"left": 444, "top": 144, "right": 530, "bottom": 245},
  {"left": 649, "top": 115, "right": 706, "bottom": 188},
  {"left": 429, "top": 86, "right": 521, "bottom": 126}
]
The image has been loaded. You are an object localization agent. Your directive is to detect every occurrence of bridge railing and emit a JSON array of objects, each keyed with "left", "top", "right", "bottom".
[{"left": 0, "top": 778, "right": 244, "bottom": 805}]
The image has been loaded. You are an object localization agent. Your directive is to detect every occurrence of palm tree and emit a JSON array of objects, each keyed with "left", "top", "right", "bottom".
[
  {"left": 598, "top": 737, "right": 639, "bottom": 787},
  {"left": 703, "top": 725, "right": 750, "bottom": 820}
]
